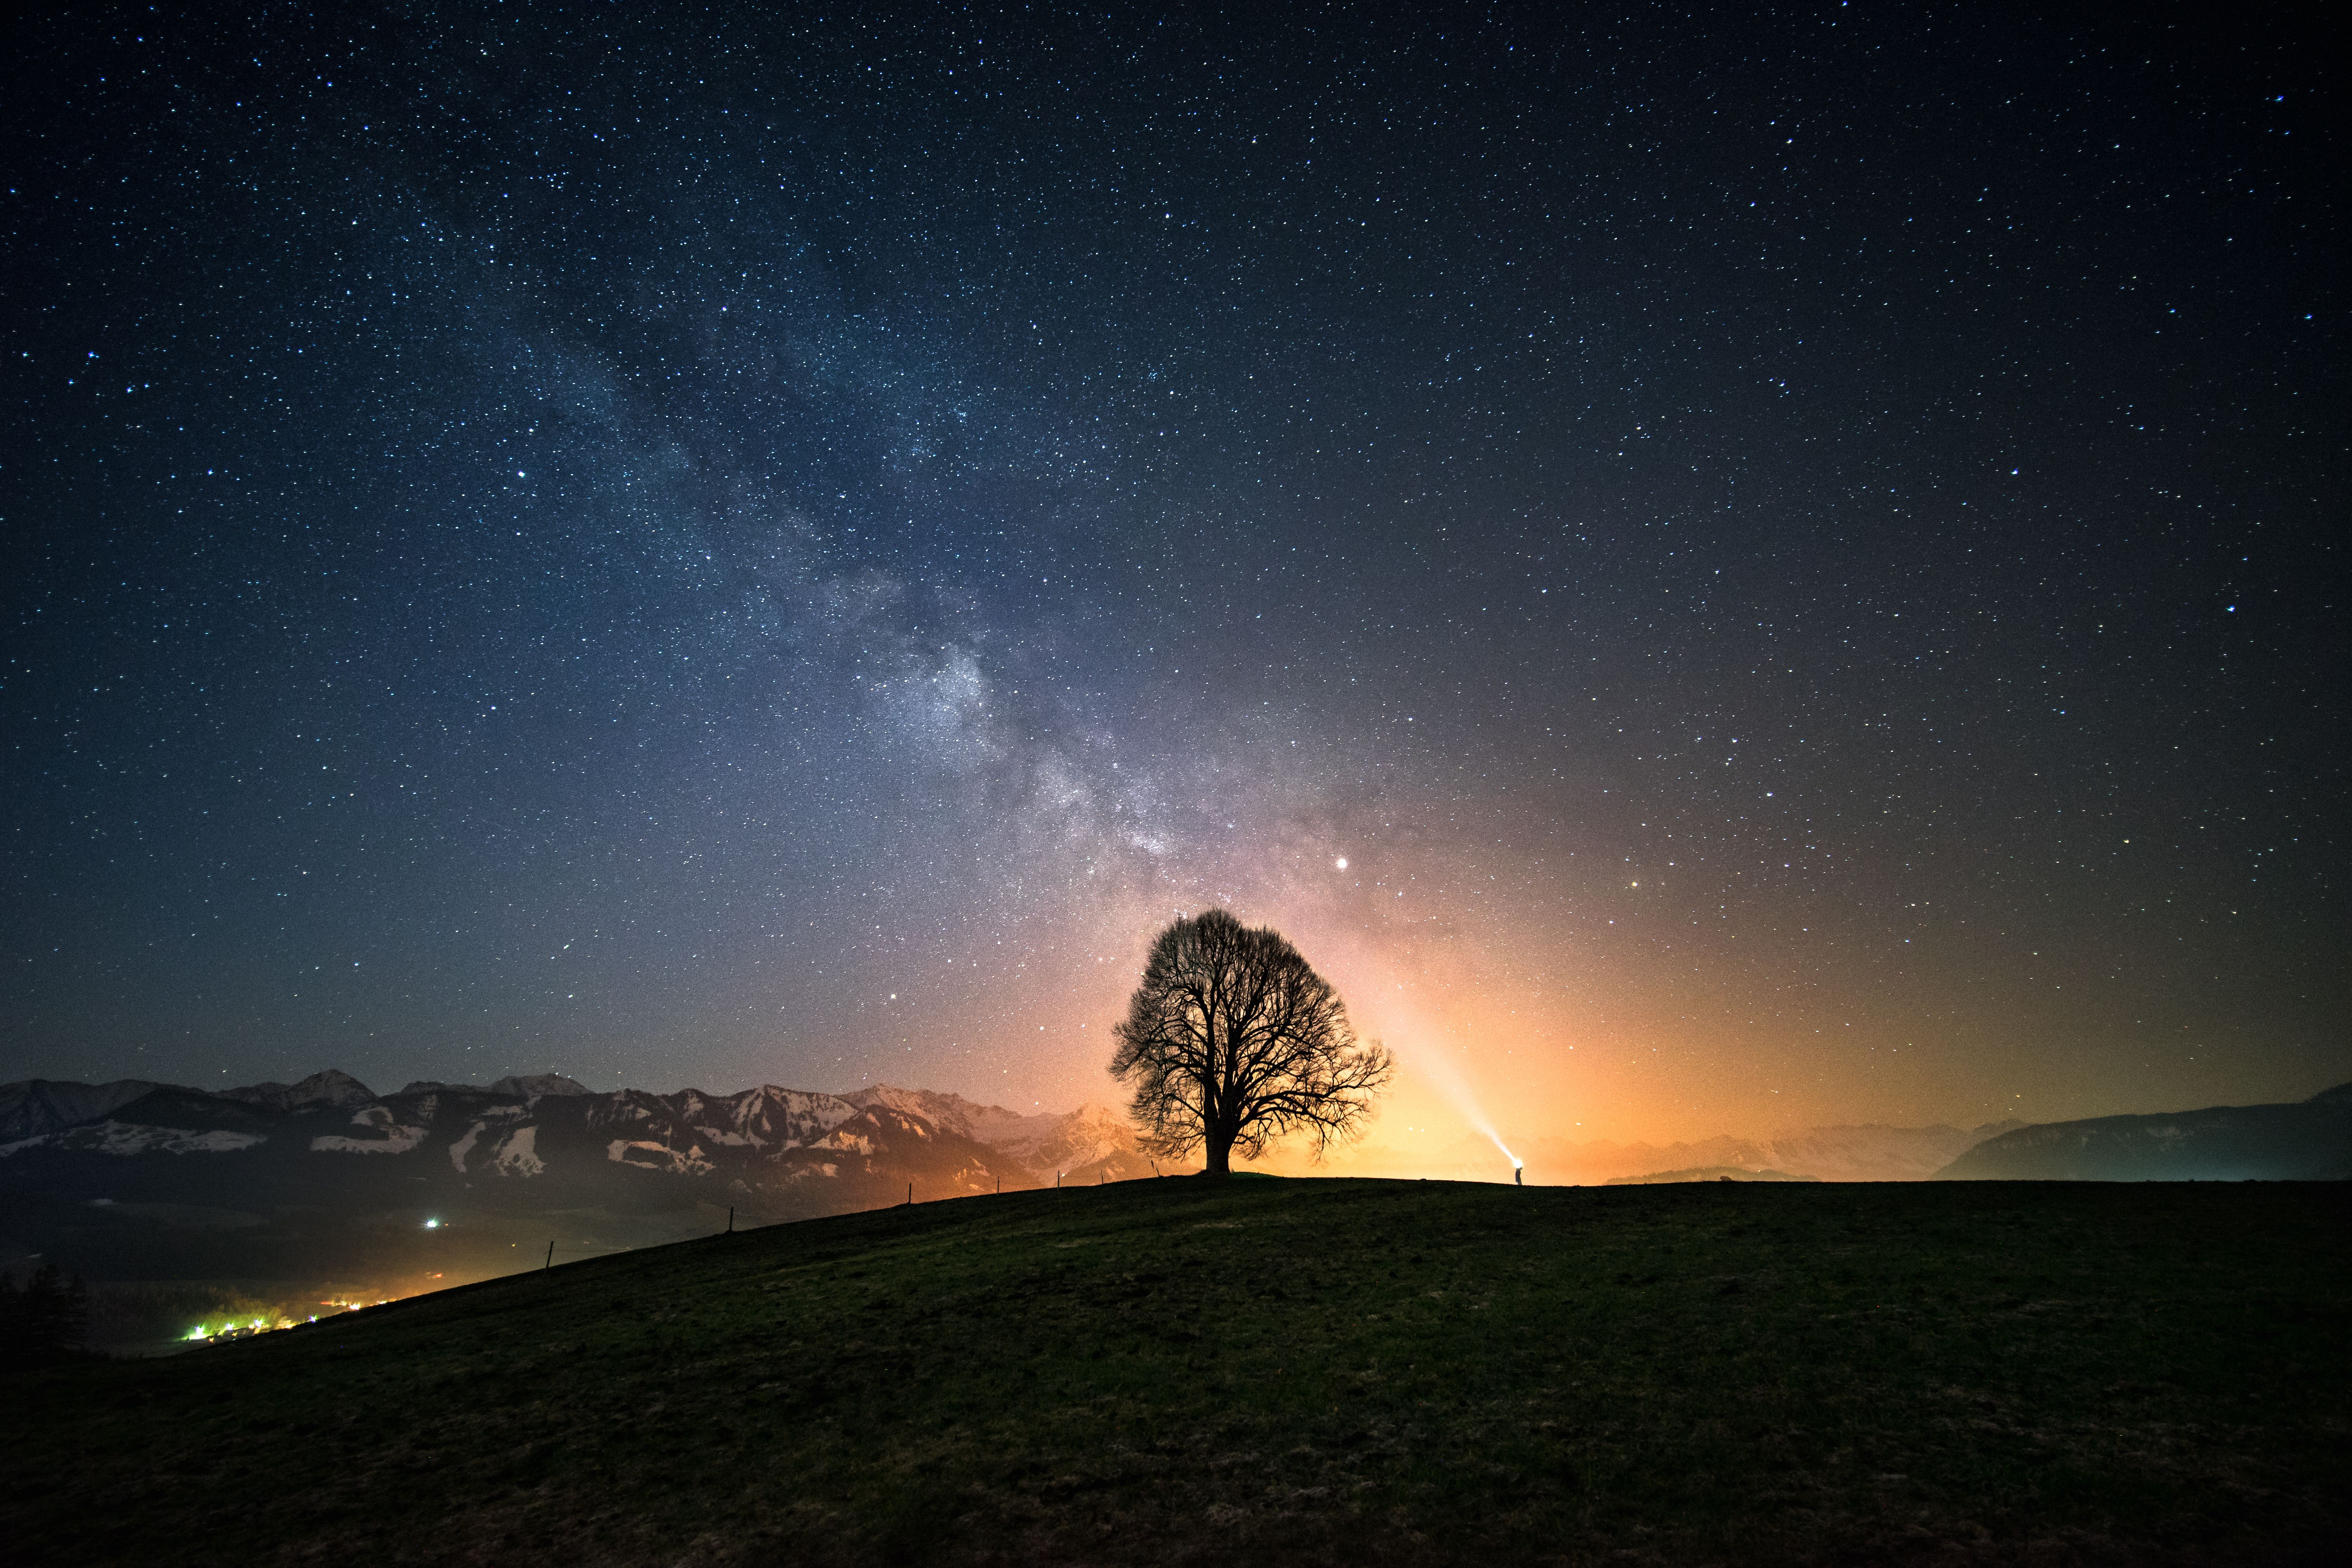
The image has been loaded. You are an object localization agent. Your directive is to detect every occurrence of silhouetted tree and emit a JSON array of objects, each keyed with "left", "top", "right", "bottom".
[
  {"left": 1109, "top": 909, "right": 1393, "bottom": 1176},
  {"left": 0, "top": 1261, "right": 90, "bottom": 1365}
]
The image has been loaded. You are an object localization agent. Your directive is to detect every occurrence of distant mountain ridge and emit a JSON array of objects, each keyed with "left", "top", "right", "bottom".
[
  {"left": 12, "top": 1069, "right": 2343, "bottom": 1291},
  {"left": 1933, "top": 1083, "right": 2352, "bottom": 1181},
  {"left": 1605, "top": 1167, "right": 1820, "bottom": 1185},
  {"left": 1332, "top": 1118, "right": 2028, "bottom": 1186},
  {"left": 0, "top": 1078, "right": 170, "bottom": 1144},
  {"left": 0, "top": 1069, "right": 1165, "bottom": 1285},
  {"left": 2, "top": 1072, "right": 1154, "bottom": 1184}
]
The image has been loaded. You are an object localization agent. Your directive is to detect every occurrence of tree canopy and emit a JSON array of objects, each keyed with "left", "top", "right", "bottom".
[{"left": 1108, "top": 909, "right": 1393, "bottom": 1175}]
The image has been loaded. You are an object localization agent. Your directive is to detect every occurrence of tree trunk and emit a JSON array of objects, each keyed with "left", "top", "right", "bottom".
[{"left": 1202, "top": 1125, "right": 1234, "bottom": 1177}]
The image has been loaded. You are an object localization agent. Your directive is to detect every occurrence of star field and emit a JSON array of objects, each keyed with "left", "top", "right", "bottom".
[{"left": 4, "top": 2, "right": 2342, "bottom": 1145}]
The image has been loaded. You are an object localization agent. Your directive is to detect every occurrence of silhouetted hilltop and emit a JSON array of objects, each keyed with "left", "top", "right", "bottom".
[{"left": 1933, "top": 1083, "right": 2352, "bottom": 1182}]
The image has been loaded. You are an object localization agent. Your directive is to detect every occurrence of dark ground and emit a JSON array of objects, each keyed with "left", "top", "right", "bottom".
[{"left": 3, "top": 1177, "right": 2347, "bottom": 1565}]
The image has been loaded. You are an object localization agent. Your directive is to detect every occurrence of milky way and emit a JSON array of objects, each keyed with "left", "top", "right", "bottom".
[{"left": 5, "top": 4, "right": 2342, "bottom": 1146}]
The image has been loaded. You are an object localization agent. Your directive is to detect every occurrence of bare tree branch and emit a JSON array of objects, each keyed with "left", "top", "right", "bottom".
[{"left": 1108, "top": 910, "right": 1394, "bottom": 1174}]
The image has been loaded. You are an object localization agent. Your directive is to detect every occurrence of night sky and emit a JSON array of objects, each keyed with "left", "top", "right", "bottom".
[{"left": 5, "top": 2, "right": 2343, "bottom": 1151}]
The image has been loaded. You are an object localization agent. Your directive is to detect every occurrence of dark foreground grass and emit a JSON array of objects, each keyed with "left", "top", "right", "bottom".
[{"left": 4, "top": 1178, "right": 2347, "bottom": 1566}]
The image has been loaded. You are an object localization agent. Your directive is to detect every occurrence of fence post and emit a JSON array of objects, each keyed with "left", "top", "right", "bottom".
[
  {"left": 907, "top": 1181, "right": 913, "bottom": 1207},
  {"left": 728, "top": 1205, "right": 735, "bottom": 1233},
  {"left": 544, "top": 1240, "right": 554, "bottom": 1272}
]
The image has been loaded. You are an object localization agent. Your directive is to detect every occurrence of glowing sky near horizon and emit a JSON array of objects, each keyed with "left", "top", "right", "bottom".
[{"left": 4, "top": 4, "right": 2343, "bottom": 1149}]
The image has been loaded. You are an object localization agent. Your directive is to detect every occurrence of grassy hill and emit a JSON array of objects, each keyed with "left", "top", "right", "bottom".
[{"left": 4, "top": 1176, "right": 2348, "bottom": 1565}]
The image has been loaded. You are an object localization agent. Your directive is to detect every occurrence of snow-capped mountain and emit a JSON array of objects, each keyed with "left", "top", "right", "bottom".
[
  {"left": 0, "top": 1069, "right": 1164, "bottom": 1283},
  {"left": 837, "top": 1085, "right": 1068, "bottom": 1153},
  {"left": 1018, "top": 1102, "right": 1167, "bottom": 1181}
]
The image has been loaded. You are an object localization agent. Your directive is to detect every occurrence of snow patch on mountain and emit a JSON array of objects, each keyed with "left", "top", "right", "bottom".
[
  {"left": 1026, "top": 1103, "right": 1142, "bottom": 1173},
  {"left": 607, "top": 1138, "right": 714, "bottom": 1176},
  {"left": 675, "top": 1085, "right": 860, "bottom": 1149},
  {"left": 2, "top": 1120, "right": 266, "bottom": 1158},
  {"left": 843, "top": 1084, "right": 1066, "bottom": 1153},
  {"left": 818, "top": 1127, "right": 878, "bottom": 1156},
  {"left": 448, "top": 1104, "right": 529, "bottom": 1172},
  {"left": 488, "top": 1125, "right": 544, "bottom": 1176},
  {"left": 311, "top": 1105, "right": 429, "bottom": 1155}
]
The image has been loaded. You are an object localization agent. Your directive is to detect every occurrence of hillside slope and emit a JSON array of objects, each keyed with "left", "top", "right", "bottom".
[
  {"left": 1934, "top": 1083, "right": 2352, "bottom": 1181},
  {"left": 4, "top": 1179, "right": 2347, "bottom": 1566}
]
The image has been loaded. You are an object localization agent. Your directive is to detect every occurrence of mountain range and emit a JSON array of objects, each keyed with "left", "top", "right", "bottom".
[
  {"left": 5, "top": 1069, "right": 2344, "bottom": 1309},
  {"left": 1303, "top": 1119, "right": 2028, "bottom": 1186},
  {"left": 0, "top": 1069, "right": 1164, "bottom": 1296}
]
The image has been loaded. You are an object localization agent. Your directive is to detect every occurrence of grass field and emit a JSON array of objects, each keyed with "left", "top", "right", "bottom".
[{"left": 4, "top": 1176, "right": 2347, "bottom": 1565}]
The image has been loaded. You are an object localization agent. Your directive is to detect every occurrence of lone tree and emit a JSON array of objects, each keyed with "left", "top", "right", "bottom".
[{"left": 1109, "top": 909, "right": 1393, "bottom": 1176}]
